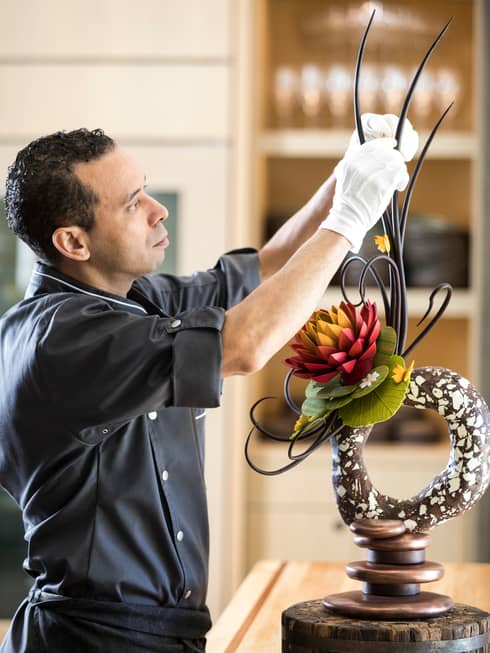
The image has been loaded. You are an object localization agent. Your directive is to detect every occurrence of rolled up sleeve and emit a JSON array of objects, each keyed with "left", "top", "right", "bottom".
[{"left": 167, "top": 307, "right": 225, "bottom": 407}]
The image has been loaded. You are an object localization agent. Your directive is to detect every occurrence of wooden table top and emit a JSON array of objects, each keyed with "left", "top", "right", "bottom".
[
  {"left": 1, "top": 562, "right": 488, "bottom": 650},
  {"left": 207, "top": 561, "right": 490, "bottom": 653}
]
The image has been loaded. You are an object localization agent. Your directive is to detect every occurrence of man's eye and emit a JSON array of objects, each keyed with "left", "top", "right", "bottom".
[{"left": 128, "top": 199, "right": 139, "bottom": 211}]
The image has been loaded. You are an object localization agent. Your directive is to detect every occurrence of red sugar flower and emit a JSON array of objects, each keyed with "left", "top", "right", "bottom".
[{"left": 284, "top": 301, "right": 380, "bottom": 386}]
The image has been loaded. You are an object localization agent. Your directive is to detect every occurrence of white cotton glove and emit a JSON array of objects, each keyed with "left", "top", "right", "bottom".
[
  {"left": 349, "top": 113, "right": 419, "bottom": 162},
  {"left": 321, "top": 138, "right": 409, "bottom": 252}
]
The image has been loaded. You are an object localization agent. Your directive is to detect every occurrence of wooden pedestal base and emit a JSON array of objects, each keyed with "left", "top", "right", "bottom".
[
  {"left": 325, "top": 519, "right": 455, "bottom": 619},
  {"left": 323, "top": 590, "right": 454, "bottom": 619},
  {"left": 282, "top": 600, "right": 490, "bottom": 652}
]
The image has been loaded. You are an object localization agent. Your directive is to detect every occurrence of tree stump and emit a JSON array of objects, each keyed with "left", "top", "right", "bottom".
[{"left": 282, "top": 600, "right": 490, "bottom": 652}]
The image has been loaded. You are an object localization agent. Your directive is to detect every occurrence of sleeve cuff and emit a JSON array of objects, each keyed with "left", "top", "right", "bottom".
[{"left": 171, "top": 307, "right": 225, "bottom": 407}]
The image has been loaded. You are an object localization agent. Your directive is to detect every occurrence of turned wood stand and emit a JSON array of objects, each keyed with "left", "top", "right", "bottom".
[{"left": 282, "top": 600, "right": 490, "bottom": 652}]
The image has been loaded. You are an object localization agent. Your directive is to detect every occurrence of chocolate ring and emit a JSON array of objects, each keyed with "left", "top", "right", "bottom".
[{"left": 331, "top": 366, "right": 490, "bottom": 531}]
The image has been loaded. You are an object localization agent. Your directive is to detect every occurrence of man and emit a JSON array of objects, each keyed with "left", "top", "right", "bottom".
[{"left": 0, "top": 122, "right": 411, "bottom": 652}]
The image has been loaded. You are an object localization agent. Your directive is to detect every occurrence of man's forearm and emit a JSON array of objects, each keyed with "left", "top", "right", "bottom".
[
  {"left": 221, "top": 228, "right": 349, "bottom": 377},
  {"left": 258, "top": 173, "right": 336, "bottom": 280}
]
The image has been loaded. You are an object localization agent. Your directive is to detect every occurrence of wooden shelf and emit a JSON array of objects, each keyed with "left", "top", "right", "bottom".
[
  {"left": 320, "top": 287, "right": 474, "bottom": 318},
  {"left": 258, "top": 129, "right": 477, "bottom": 159}
]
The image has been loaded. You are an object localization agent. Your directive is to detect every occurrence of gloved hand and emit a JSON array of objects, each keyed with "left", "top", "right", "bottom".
[
  {"left": 349, "top": 113, "right": 419, "bottom": 162},
  {"left": 321, "top": 138, "right": 409, "bottom": 252}
]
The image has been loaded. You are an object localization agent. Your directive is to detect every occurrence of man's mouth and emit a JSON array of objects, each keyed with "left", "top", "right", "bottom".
[{"left": 153, "top": 235, "right": 169, "bottom": 248}]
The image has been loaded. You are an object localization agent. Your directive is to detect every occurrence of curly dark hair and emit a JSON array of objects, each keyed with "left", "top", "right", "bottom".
[{"left": 5, "top": 128, "right": 116, "bottom": 262}]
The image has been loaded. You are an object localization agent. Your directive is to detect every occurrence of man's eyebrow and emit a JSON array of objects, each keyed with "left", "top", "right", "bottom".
[{"left": 124, "top": 176, "right": 147, "bottom": 204}]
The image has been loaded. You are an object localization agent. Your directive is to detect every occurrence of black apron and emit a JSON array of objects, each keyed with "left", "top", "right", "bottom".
[{"left": 1, "top": 591, "right": 210, "bottom": 653}]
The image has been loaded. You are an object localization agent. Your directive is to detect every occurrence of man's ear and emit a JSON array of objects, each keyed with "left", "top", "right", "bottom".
[{"left": 52, "top": 226, "right": 91, "bottom": 261}]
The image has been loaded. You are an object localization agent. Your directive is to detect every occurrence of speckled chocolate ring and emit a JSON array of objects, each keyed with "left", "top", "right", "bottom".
[{"left": 331, "top": 366, "right": 490, "bottom": 532}]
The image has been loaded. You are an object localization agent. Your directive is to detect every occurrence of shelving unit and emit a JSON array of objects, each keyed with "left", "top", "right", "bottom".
[
  {"left": 241, "top": 0, "right": 483, "bottom": 569},
  {"left": 258, "top": 129, "right": 477, "bottom": 159}
]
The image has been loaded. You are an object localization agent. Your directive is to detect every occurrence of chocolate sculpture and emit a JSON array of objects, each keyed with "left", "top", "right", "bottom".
[
  {"left": 333, "top": 367, "right": 490, "bottom": 532},
  {"left": 247, "top": 10, "right": 490, "bottom": 625}
]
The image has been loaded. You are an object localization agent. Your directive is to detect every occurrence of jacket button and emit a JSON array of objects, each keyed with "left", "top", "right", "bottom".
[
  {"left": 148, "top": 411, "right": 158, "bottom": 420},
  {"left": 170, "top": 319, "right": 181, "bottom": 328},
  {"left": 176, "top": 530, "right": 184, "bottom": 542},
  {"left": 184, "top": 590, "right": 192, "bottom": 599},
  {"left": 162, "top": 470, "right": 169, "bottom": 482}
]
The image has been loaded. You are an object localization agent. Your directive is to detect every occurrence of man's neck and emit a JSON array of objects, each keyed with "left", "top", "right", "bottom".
[{"left": 55, "top": 260, "right": 133, "bottom": 297}]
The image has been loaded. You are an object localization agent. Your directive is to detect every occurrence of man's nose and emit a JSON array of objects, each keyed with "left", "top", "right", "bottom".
[{"left": 149, "top": 199, "right": 168, "bottom": 225}]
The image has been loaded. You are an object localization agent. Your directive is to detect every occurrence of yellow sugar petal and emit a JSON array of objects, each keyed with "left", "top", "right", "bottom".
[
  {"left": 317, "top": 331, "right": 336, "bottom": 347},
  {"left": 323, "top": 322, "right": 342, "bottom": 339},
  {"left": 336, "top": 306, "right": 352, "bottom": 329},
  {"left": 305, "top": 323, "right": 317, "bottom": 339},
  {"left": 299, "top": 330, "right": 315, "bottom": 348},
  {"left": 374, "top": 234, "right": 391, "bottom": 254},
  {"left": 391, "top": 364, "right": 405, "bottom": 384}
]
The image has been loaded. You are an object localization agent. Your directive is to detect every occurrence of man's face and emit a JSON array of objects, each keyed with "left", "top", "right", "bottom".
[{"left": 74, "top": 147, "right": 169, "bottom": 285}]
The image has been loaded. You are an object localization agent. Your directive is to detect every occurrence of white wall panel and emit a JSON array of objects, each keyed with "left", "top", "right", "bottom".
[
  {"left": 0, "top": 65, "right": 229, "bottom": 141},
  {"left": 0, "top": 0, "right": 231, "bottom": 58}
]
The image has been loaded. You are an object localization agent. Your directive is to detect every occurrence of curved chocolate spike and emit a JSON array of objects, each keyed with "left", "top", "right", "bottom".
[
  {"left": 416, "top": 283, "right": 452, "bottom": 327},
  {"left": 249, "top": 396, "right": 293, "bottom": 442},
  {"left": 245, "top": 412, "right": 340, "bottom": 476},
  {"left": 353, "top": 10, "right": 399, "bottom": 246},
  {"left": 358, "top": 255, "right": 400, "bottom": 329},
  {"left": 391, "top": 20, "right": 452, "bottom": 350},
  {"left": 339, "top": 255, "right": 367, "bottom": 305},
  {"left": 284, "top": 369, "right": 301, "bottom": 415},
  {"left": 395, "top": 18, "right": 453, "bottom": 150},
  {"left": 396, "top": 263, "right": 409, "bottom": 354},
  {"left": 403, "top": 283, "right": 453, "bottom": 358},
  {"left": 389, "top": 204, "right": 410, "bottom": 353},
  {"left": 292, "top": 417, "right": 331, "bottom": 443},
  {"left": 339, "top": 255, "right": 391, "bottom": 321},
  {"left": 244, "top": 426, "right": 305, "bottom": 476},
  {"left": 400, "top": 103, "right": 454, "bottom": 240},
  {"left": 354, "top": 9, "right": 376, "bottom": 144},
  {"left": 391, "top": 193, "right": 400, "bottom": 239},
  {"left": 288, "top": 418, "right": 343, "bottom": 462}
]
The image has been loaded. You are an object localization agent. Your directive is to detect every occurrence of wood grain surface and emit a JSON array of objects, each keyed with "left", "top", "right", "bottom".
[{"left": 207, "top": 561, "right": 490, "bottom": 652}]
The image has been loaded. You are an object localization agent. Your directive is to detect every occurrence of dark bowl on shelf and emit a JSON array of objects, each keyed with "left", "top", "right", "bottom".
[{"left": 404, "top": 214, "right": 469, "bottom": 288}]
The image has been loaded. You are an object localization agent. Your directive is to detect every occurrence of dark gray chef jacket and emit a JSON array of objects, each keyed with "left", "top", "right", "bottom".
[{"left": 0, "top": 249, "right": 259, "bottom": 653}]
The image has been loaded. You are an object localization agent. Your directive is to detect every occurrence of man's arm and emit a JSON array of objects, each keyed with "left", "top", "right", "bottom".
[
  {"left": 222, "top": 138, "right": 410, "bottom": 377},
  {"left": 221, "top": 227, "right": 348, "bottom": 376},
  {"left": 258, "top": 174, "right": 336, "bottom": 281}
]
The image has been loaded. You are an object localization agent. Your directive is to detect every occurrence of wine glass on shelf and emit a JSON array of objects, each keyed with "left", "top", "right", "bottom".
[
  {"left": 379, "top": 65, "right": 408, "bottom": 115},
  {"left": 410, "top": 68, "right": 435, "bottom": 130},
  {"left": 300, "top": 64, "right": 323, "bottom": 127},
  {"left": 324, "top": 64, "right": 352, "bottom": 128},
  {"left": 434, "top": 68, "right": 461, "bottom": 128},
  {"left": 273, "top": 66, "right": 299, "bottom": 128},
  {"left": 358, "top": 63, "right": 381, "bottom": 116}
]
